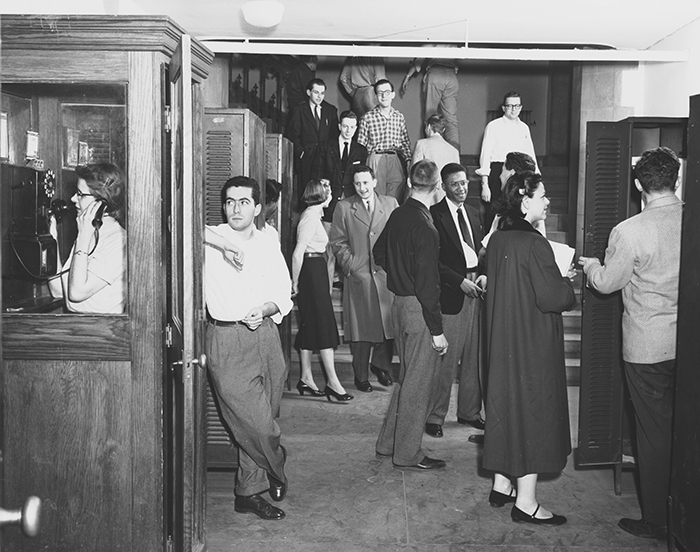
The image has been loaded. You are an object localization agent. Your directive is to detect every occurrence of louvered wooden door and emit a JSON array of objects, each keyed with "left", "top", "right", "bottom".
[
  {"left": 202, "top": 108, "right": 266, "bottom": 468},
  {"left": 577, "top": 121, "right": 631, "bottom": 468}
]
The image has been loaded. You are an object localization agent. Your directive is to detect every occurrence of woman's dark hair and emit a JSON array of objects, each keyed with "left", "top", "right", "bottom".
[
  {"left": 301, "top": 179, "right": 329, "bottom": 206},
  {"left": 76, "top": 163, "right": 125, "bottom": 226},
  {"left": 494, "top": 171, "right": 543, "bottom": 229}
]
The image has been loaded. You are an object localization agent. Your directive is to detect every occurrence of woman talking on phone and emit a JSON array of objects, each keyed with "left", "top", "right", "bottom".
[{"left": 48, "top": 163, "right": 126, "bottom": 314}]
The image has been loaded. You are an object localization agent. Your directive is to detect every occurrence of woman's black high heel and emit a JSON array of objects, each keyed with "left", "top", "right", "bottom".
[
  {"left": 296, "top": 380, "right": 324, "bottom": 397},
  {"left": 324, "top": 386, "right": 354, "bottom": 402}
]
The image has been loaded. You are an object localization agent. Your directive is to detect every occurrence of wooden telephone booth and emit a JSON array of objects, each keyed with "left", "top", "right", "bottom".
[{"left": 1, "top": 15, "right": 212, "bottom": 552}]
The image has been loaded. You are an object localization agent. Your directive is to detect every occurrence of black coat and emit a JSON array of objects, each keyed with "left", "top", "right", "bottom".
[
  {"left": 312, "top": 139, "right": 368, "bottom": 221},
  {"left": 430, "top": 198, "right": 485, "bottom": 315},
  {"left": 482, "top": 218, "right": 577, "bottom": 477}
]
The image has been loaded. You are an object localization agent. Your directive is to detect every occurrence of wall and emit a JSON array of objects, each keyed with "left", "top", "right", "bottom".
[{"left": 642, "top": 17, "right": 700, "bottom": 117}]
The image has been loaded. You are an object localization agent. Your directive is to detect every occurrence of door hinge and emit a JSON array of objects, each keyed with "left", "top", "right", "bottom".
[
  {"left": 165, "top": 323, "right": 173, "bottom": 348},
  {"left": 166, "top": 535, "right": 173, "bottom": 552},
  {"left": 164, "top": 105, "right": 172, "bottom": 133}
]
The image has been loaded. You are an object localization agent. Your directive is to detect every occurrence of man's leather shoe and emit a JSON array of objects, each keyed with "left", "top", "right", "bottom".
[
  {"left": 354, "top": 378, "right": 373, "bottom": 392},
  {"left": 468, "top": 434, "right": 484, "bottom": 445},
  {"left": 458, "top": 416, "right": 486, "bottom": 430},
  {"left": 234, "top": 494, "right": 285, "bottom": 520},
  {"left": 618, "top": 518, "right": 667, "bottom": 540},
  {"left": 370, "top": 365, "right": 393, "bottom": 386},
  {"left": 267, "top": 445, "right": 287, "bottom": 502},
  {"left": 393, "top": 456, "right": 446, "bottom": 471},
  {"left": 425, "top": 423, "right": 443, "bottom": 438}
]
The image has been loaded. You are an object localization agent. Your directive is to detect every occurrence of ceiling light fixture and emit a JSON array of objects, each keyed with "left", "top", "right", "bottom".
[{"left": 241, "top": 0, "right": 285, "bottom": 28}]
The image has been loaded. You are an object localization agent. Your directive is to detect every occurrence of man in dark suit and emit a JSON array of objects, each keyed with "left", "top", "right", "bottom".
[
  {"left": 312, "top": 110, "right": 368, "bottom": 221},
  {"left": 425, "top": 162, "right": 487, "bottom": 440},
  {"left": 284, "top": 77, "right": 338, "bottom": 205}
]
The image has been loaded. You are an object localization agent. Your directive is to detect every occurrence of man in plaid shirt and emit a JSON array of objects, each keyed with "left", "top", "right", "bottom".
[{"left": 357, "top": 79, "right": 412, "bottom": 202}]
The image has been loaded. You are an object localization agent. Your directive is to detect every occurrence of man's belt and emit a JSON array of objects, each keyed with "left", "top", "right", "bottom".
[
  {"left": 374, "top": 150, "right": 397, "bottom": 155},
  {"left": 304, "top": 252, "right": 325, "bottom": 258},
  {"left": 208, "top": 317, "right": 246, "bottom": 327},
  {"left": 465, "top": 267, "right": 479, "bottom": 274}
]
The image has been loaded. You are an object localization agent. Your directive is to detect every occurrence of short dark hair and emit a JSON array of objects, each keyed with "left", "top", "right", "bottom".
[
  {"left": 373, "top": 79, "right": 394, "bottom": 94},
  {"left": 441, "top": 162, "right": 467, "bottom": 184},
  {"left": 634, "top": 147, "right": 680, "bottom": 194},
  {"left": 410, "top": 160, "right": 439, "bottom": 191},
  {"left": 301, "top": 179, "right": 329, "bottom": 206},
  {"left": 265, "top": 179, "right": 282, "bottom": 204},
  {"left": 503, "top": 91, "right": 521, "bottom": 105},
  {"left": 221, "top": 176, "right": 260, "bottom": 205},
  {"left": 352, "top": 164, "right": 375, "bottom": 179},
  {"left": 426, "top": 113, "right": 446, "bottom": 134},
  {"left": 339, "top": 110, "right": 358, "bottom": 122},
  {"left": 75, "top": 163, "right": 126, "bottom": 226},
  {"left": 306, "top": 78, "right": 326, "bottom": 92},
  {"left": 504, "top": 151, "right": 536, "bottom": 174},
  {"left": 495, "top": 171, "right": 542, "bottom": 227}
]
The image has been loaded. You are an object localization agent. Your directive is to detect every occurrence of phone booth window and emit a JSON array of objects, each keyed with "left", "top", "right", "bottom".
[{"left": 1, "top": 84, "right": 127, "bottom": 314}]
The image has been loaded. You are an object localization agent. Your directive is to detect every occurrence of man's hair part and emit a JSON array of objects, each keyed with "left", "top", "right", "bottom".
[
  {"left": 426, "top": 113, "right": 446, "bottom": 134},
  {"left": 222, "top": 175, "right": 260, "bottom": 205},
  {"left": 306, "top": 78, "right": 326, "bottom": 92},
  {"left": 352, "top": 164, "right": 375, "bottom": 180},
  {"left": 440, "top": 162, "right": 467, "bottom": 184},
  {"left": 634, "top": 147, "right": 680, "bottom": 194},
  {"left": 373, "top": 79, "right": 394, "bottom": 94},
  {"left": 410, "top": 160, "right": 439, "bottom": 191}
]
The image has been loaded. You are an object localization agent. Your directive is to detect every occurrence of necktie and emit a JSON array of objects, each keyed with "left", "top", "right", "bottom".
[
  {"left": 457, "top": 207, "right": 474, "bottom": 249},
  {"left": 365, "top": 199, "right": 373, "bottom": 215},
  {"left": 341, "top": 141, "right": 349, "bottom": 168},
  {"left": 315, "top": 106, "right": 321, "bottom": 129}
]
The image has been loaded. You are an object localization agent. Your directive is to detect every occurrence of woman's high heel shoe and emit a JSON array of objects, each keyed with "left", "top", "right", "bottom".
[
  {"left": 296, "top": 380, "right": 324, "bottom": 397},
  {"left": 324, "top": 386, "right": 354, "bottom": 402},
  {"left": 489, "top": 488, "right": 516, "bottom": 507}
]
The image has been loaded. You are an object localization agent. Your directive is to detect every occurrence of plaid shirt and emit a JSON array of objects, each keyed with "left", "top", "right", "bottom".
[{"left": 357, "top": 106, "right": 411, "bottom": 161}]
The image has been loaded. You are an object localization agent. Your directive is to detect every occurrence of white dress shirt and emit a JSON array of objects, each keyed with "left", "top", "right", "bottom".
[{"left": 446, "top": 199, "right": 479, "bottom": 268}]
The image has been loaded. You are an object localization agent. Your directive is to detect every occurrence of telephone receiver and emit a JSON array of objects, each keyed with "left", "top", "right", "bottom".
[{"left": 92, "top": 200, "right": 107, "bottom": 229}]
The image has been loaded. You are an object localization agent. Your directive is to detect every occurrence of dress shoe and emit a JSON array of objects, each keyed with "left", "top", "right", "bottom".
[
  {"left": 296, "top": 380, "right": 324, "bottom": 397},
  {"left": 393, "top": 456, "right": 446, "bottom": 471},
  {"left": 375, "top": 451, "right": 392, "bottom": 460},
  {"left": 511, "top": 504, "right": 566, "bottom": 526},
  {"left": 268, "top": 446, "right": 287, "bottom": 502},
  {"left": 324, "top": 386, "right": 354, "bottom": 402},
  {"left": 457, "top": 416, "right": 486, "bottom": 430},
  {"left": 370, "top": 365, "right": 393, "bottom": 386},
  {"left": 618, "top": 518, "right": 667, "bottom": 540},
  {"left": 468, "top": 434, "right": 484, "bottom": 445},
  {"left": 489, "top": 488, "right": 516, "bottom": 507},
  {"left": 425, "top": 423, "right": 443, "bottom": 438},
  {"left": 234, "top": 493, "right": 285, "bottom": 520},
  {"left": 354, "top": 378, "right": 373, "bottom": 392}
]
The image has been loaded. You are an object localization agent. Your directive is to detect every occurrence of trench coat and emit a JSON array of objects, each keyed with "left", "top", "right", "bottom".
[
  {"left": 330, "top": 193, "right": 398, "bottom": 342},
  {"left": 482, "top": 217, "right": 577, "bottom": 477}
]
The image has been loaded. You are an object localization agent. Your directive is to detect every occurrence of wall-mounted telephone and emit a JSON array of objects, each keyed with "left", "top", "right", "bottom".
[{"left": 1, "top": 164, "right": 63, "bottom": 279}]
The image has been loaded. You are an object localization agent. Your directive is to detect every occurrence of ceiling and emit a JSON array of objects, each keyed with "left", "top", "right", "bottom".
[
  {"left": 4, "top": 0, "right": 700, "bottom": 54},
  {"left": 126, "top": 0, "right": 700, "bottom": 51}
]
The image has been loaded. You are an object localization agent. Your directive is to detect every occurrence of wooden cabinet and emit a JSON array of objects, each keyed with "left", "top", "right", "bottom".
[
  {"left": 577, "top": 117, "right": 687, "bottom": 489},
  {"left": 1, "top": 15, "right": 213, "bottom": 552}
]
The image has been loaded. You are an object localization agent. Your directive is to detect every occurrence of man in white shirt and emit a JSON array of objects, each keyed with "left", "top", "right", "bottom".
[
  {"left": 204, "top": 176, "right": 293, "bottom": 521},
  {"left": 426, "top": 163, "right": 487, "bottom": 440},
  {"left": 477, "top": 92, "right": 538, "bottom": 229},
  {"left": 411, "top": 114, "right": 460, "bottom": 202}
]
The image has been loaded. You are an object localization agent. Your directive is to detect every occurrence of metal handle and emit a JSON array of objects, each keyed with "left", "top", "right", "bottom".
[
  {"left": 0, "top": 496, "right": 41, "bottom": 537},
  {"left": 191, "top": 354, "right": 207, "bottom": 369}
]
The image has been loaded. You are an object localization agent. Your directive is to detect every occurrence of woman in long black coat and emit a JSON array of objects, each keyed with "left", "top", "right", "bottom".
[{"left": 483, "top": 171, "right": 576, "bottom": 526}]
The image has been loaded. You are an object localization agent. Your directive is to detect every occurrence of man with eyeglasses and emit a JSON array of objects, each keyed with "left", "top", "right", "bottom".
[
  {"left": 356, "top": 78, "right": 412, "bottom": 202},
  {"left": 477, "top": 91, "right": 538, "bottom": 229},
  {"left": 425, "top": 163, "right": 487, "bottom": 441}
]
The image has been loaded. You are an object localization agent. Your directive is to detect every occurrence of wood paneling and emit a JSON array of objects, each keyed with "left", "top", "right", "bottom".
[
  {"left": 3, "top": 359, "right": 132, "bottom": 552},
  {"left": 1, "top": 51, "right": 128, "bottom": 82}
]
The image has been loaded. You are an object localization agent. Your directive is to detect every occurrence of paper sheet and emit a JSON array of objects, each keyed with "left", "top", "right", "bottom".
[{"left": 548, "top": 240, "right": 575, "bottom": 276}]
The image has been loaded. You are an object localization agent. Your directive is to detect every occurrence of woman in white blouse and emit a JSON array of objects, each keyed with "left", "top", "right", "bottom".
[{"left": 291, "top": 179, "right": 353, "bottom": 402}]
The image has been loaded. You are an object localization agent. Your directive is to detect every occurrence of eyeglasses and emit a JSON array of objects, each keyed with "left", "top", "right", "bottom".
[
  {"left": 75, "top": 189, "right": 93, "bottom": 198},
  {"left": 376, "top": 90, "right": 393, "bottom": 97},
  {"left": 504, "top": 104, "right": 522, "bottom": 110}
]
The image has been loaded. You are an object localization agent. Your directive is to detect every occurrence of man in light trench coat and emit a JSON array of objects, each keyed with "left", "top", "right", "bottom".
[{"left": 330, "top": 164, "right": 399, "bottom": 392}]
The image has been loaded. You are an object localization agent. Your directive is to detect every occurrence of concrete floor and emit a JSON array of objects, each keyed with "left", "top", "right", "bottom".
[{"left": 206, "top": 362, "right": 664, "bottom": 552}]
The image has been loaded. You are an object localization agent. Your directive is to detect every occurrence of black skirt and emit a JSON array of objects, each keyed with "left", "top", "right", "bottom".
[{"left": 294, "top": 256, "right": 339, "bottom": 351}]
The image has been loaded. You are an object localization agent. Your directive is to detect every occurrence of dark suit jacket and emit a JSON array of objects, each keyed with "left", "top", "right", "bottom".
[
  {"left": 284, "top": 100, "right": 339, "bottom": 161},
  {"left": 430, "top": 198, "right": 485, "bottom": 315},
  {"left": 312, "top": 139, "right": 368, "bottom": 222}
]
